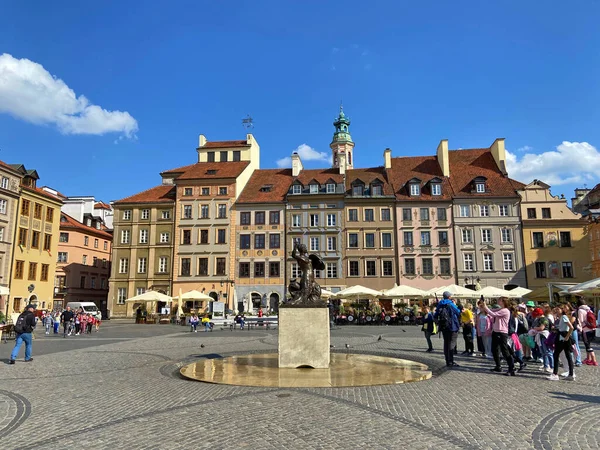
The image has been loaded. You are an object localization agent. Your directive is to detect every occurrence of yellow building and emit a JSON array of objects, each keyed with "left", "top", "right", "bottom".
[
  {"left": 7, "top": 167, "right": 62, "bottom": 316},
  {"left": 516, "top": 180, "right": 591, "bottom": 300}
]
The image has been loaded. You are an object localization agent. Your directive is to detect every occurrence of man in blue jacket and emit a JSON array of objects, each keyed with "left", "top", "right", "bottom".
[{"left": 434, "top": 291, "right": 461, "bottom": 368}]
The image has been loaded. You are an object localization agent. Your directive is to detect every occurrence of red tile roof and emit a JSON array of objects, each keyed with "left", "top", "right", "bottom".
[
  {"left": 387, "top": 156, "right": 453, "bottom": 201},
  {"left": 237, "top": 169, "right": 294, "bottom": 204},
  {"left": 345, "top": 167, "right": 395, "bottom": 196},
  {"left": 448, "top": 149, "right": 519, "bottom": 198},
  {"left": 509, "top": 178, "right": 527, "bottom": 190},
  {"left": 40, "top": 186, "right": 67, "bottom": 199},
  {"left": 113, "top": 185, "right": 176, "bottom": 205},
  {"left": 202, "top": 140, "right": 250, "bottom": 149},
  {"left": 21, "top": 186, "right": 64, "bottom": 203},
  {"left": 161, "top": 161, "right": 250, "bottom": 180},
  {"left": 94, "top": 201, "right": 112, "bottom": 210},
  {"left": 60, "top": 213, "right": 113, "bottom": 239},
  {"left": 294, "top": 168, "right": 344, "bottom": 186}
]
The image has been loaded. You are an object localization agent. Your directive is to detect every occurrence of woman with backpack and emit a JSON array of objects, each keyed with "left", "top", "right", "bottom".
[
  {"left": 576, "top": 298, "right": 598, "bottom": 366},
  {"left": 548, "top": 303, "right": 575, "bottom": 381}
]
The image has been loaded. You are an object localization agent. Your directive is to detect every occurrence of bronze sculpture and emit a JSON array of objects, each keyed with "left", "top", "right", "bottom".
[{"left": 286, "top": 242, "right": 326, "bottom": 307}]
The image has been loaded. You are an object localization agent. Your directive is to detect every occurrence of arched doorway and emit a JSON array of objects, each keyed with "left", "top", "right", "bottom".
[
  {"left": 209, "top": 291, "right": 218, "bottom": 301},
  {"left": 251, "top": 293, "right": 262, "bottom": 313},
  {"left": 269, "top": 293, "right": 280, "bottom": 313}
]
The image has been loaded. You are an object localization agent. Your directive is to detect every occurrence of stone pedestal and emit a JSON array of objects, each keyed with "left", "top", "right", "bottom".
[{"left": 278, "top": 308, "right": 330, "bottom": 369}]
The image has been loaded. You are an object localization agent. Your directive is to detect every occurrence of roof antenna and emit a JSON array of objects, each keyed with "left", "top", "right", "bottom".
[{"left": 242, "top": 114, "right": 254, "bottom": 130}]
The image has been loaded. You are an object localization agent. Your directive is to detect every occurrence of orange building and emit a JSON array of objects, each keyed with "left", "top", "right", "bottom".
[{"left": 589, "top": 219, "right": 600, "bottom": 278}]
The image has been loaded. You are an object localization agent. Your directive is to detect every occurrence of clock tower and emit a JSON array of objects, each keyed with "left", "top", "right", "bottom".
[{"left": 330, "top": 105, "right": 354, "bottom": 172}]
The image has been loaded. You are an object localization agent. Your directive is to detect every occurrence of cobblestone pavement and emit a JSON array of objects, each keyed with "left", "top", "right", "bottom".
[{"left": 1, "top": 322, "right": 599, "bottom": 449}]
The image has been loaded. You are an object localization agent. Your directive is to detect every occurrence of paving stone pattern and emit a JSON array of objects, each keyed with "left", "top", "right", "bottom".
[{"left": 1, "top": 322, "right": 599, "bottom": 449}]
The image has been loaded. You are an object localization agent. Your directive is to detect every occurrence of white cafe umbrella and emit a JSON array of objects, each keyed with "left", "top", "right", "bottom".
[
  {"left": 333, "top": 285, "right": 383, "bottom": 301},
  {"left": 320, "top": 288, "right": 335, "bottom": 299},
  {"left": 125, "top": 290, "right": 172, "bottom": 303},
  {"left": 506, "top": 287, "right": 532, "bottom": 298},
  {"left": 477, "top": 286, "right": 513, "bottom": 299},
  {"left": 429, "top": 284, "right": 479, "bottom": 299},
  {"left": 383, "top": 284, "right": 426, "bottom": 298},
  {"left": 567, "top": 277, "right": 600, "bottom": 295},
  {"left": 180, "top": 289, "right": 213, "bottom": 311},
  {"left": 176, "top": 289, "right": 184, "bottom": 318}
]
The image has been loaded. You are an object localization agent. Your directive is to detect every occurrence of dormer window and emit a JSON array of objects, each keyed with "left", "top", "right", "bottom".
[
  {"left": 476, "top": 183, "right": 485, "bottom": 193},
  {"left": 431, "top": 183, "right": 442, "bottom": 196},
  {"left": 326, "top": 183, "right": 336, "bottom": 194},
  {"left": 292, "top": 184, "right": 302, "bottom": 194},
  {"left": 410, "top": 183, "right": 420, "bottom": 196},
  {"left": 352, "top": 185, "right": 364, "bottom": 196},
  {"left": 371, "top": 184, "right": 383, "bottom": 196},
  {"left": 309, "top": 184, "right": 319, "bottom": 194}
]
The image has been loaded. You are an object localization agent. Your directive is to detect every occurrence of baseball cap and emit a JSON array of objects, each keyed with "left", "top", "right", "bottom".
[
  {"left": 442, "top": 291, "right": 452, "bottom": 299},
  {"left": 526, "top": 301, "right": 535, "bottom": 307}
]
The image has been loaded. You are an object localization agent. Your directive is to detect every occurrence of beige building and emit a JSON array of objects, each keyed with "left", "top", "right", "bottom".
[
  {"left": 8, "top": 166, "right": 62, "bottom": 315},
  {"left": 517, "top": 180, "right": 591, "bottom": 298},
  {"left": 0, "top": 161, "right": 23, "bottom": 315},
  {"left": 108, "top": 185, "right": 176, "bottom": 318}
]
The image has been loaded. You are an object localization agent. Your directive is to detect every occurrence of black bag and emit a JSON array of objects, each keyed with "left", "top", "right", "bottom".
[
  {"left": 436, "top": 305, "right": 452, "bottom": 332},
  {"left": 14, "top": 314, "right": 28, "bottom": 334},
  {"left": 517, "top": 315, "right": 529, "bottom": 335}
]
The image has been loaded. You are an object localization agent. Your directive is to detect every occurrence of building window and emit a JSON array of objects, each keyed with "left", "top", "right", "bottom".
[
  {"left": 420, "top": 231, "right": 431, "bottom": 246},
  {"left": 327, "top": 213, "right": 336, "bottom": 227},
  {"left": 542, "top": 208, "right": 551, "bottom": 219},
  {"left": 100, "top": 278, "right": 106, "bottom": 289},
  {"left": 33, "top": 203, "right": 43, "bottom": 219},
  {"left": 326, "top": 263, "right": 337, "bottom": 278},
  {"left": 503, "top": 253, "right": 514, "bottom": 271},
  {"left": 220, "top": 151, "right": 228, "bottom": 162},
  {"left": 440, "top": 258, "right": 451, "bottom": 275},
  {"left": 183, "top": 205, "right": 192, "bottom": 219},
  {"left": 499, "top": 205, "right": 509, "bottom": 216},
  {"left": 405, "top": 258, "right": 416, "bottom": 275},
  {"left": 464, "top": 253, "right": 474, "bottom": 271},
  {"left": 348, "top": 233, "right": 359, "bottom": 248},
  {"left": 366, "top": 260, "right": 376, "bottom": 276},
  {"left": 117, "top": 288, "right": 127, "bottom": 304},
  {"left": 292, "top": 214, "right": 301, "bottom": 227},
  {"left": 15, "top": 260, "right": 24, "bottom": 279},
  {"left": 136, "top": 287, "right": 145, "bottom": 297},
  {"left": 269, "top": 233, "right": 280, "bottom": 249},
  {"left": 310, "top": 237, "right": 319, "bottom": 251},
  {"left": 535, "top": 262, "right": 546, "bottom": 278},
  {"left": 501, "top": 228, "right": 512, "bottom": 243},
  {"left": 158, "top": 256, "right": 168, "bottom": 273},
  {"left": 431, "top": 183, "right": 441, "bottom": 196},
  {"left": 240, "top": 234, "right": 251, "bottom": 249},
  {"left": 365, "top": 233, "right": 375, "bottom": 248},
  {"left": 233, "top": 151, "right": 241, "bottom": 161},
  {"left": 403, "top": 231, "right": 413, "bottom": 246},
  {"left": 40, "top": 264, "right": 49, "bottom": 282},
  {"left": 459, "top": 205, "right": 471, "bottom": 217},
  {"left": 182, "top": 230, "right": 192, "bottom": 245},
  {"left": 382, "top": 260, "right": 393, "bottom": 276},
  {"left": 217, "top": 229, "right": 226, "bottom": 244},
  {"left": 371, "top": 184, "right": 383, "bottom": 196},
  {"left": 239, "top": 262, "right": 250, "bottom": 277},
  {"left": 326, "top": 183, "right": 336, "bottom": 193},
  {"left": 93, "top": 256, "right": 98, "bottom": 267},
  {"left": 104, "top": 241, "right": 108, "bottom": 250},
  {"left": 254, "top": 262, "right": 265, "bottom": 277},
  {"left": 198, "top": 258, "right": 208, "bottom": 276},
  {"left": 119, "top": 258, "right": 129, "bottom": 274},
  {"left": 161, "top": 210, "right": 171, "bottom": 219},
  {"left": 160, "top": 232, "right": 170, "bottom": 243},
  {"left": 82, "top": 255, "right": 87, "bottom": 265},
  {"left": 562, "top": 262, "right": 574, "bottom": 278},
  {"left": 31, "top": 231, "right": 40, "bottom": 249},
  {"left": 0, "top": 177, "right": 7, "bottom": 189},
  {"left": 422, "top": 258, "right": 433, "bottom": 275},
  {"left": 361, "top": 208, "right": 373, "bottom": 222},
  {"left": 207, "top": 152, "right": 215, "bottom": 162},
  {"left": 138, "top": 209, "right": 149, "bottom": 220},
  {"left": 417, "top": 208, "right": 428, "bottom": 221},
  {"left": 310, "top": 184, "right": 319, "bottom": 194},
  {"left": 409, "top": 183, "right": 420, "bottom": 196},
  {"left": 240, "top": 212, "right": 251, "bottom": 225},
  {"left": 254, "top": 211, "right": 265, "bottom": 224},
  {"left": 310, "top": 214, "right": 319, "bottom": 227},
  {"left": 0, "top": 199, "right": 6, "bottom": 214},
  {"left": 381, "top": 232, "right": 392, "bottom": 248},
  {"left": 327, "top": 236, "right": 336, "bottom": 251},
  {"left": 560, "top": 232, "right": 571, "bottom": 247},
  {"left": 401, "top": 208, "right": 411, "bottom": 221},
  {"left": 480, "top": 205, "right": 489, "bottom": 217},
  {"left": 43, "top": 233, "right": 51, "bottom": 251},
  {"left": 254, "top": 234, "right": 265, "bottom": 249},
  {"left": 438, "top": 231, "right": 448, "bottom": 246},
  {"left": 527, "top": 208, "right": 537, "bottom": 219},
  {"left": 123, "top": 210, "right": 131, "bottom": 220},
  {"left": 216, "top": 258, "right": 226, "bottom": 276},
  {"left": 199, "top": 229, "right": 209, "bottom": 244},
  {"left": 94, "top": 238, "right": 98, "bottom": 248},
  {"left": 21, "top": 199, "right": 30, "bottom": 216},
  {"left": 437, "top": 208, "right": 447, "bottom": 221},
  {"left": 348, "top": 209, "right": 358, "bottom": 222},
  {"left": 269, "top": 262, "right": 280, "bottom": 277},
  {"left": 291, "top": 263, "right": 300, "bottom": 278},
  {"left": 475, "top": 182, "right": 485, "bottom": 193},
  {"left": 532, "top": 232, "right": 544, "bottom": 248},
  {"left": 138, "top": 257, "right": 147, "bottom": 274},
  {"left": 90, "top": 278, "right": 96, "bottom": 289},
  {"left": 200, "top": 205, "right": 209, "bottom": 219},
  {"left": 349, "top": 261, "right": 359, "bottom": 276},
  {"left": 139, "top": 229, "right": 148, "bottom": 244},
  {"left": 483, "top": 254, "right": 494, "bottom": 271},
  {"left": 180, "top": 258, "right": 191, "bottom": 276},
  {"left": 481, "top": 229, "right": 492, "bottom": 243},
  {"left": 269, "top": 211, "right": 280, "bottom": 224},
  {"left": 18, "top": 227, "right": 27, "bottom": 246},
  {"left": 352, "top": 185, "right": 363, "bottom": 196},
  {"left": 381, "top": 208, "right": 391, "bottom": 221},
  {"left": 292, "top": 184, "right": 302, "bottom": 194},
  {"left": 0, "top": 227, "right": 3, "bottom": 241},
  {"left": 219, "top": 187, "right": 228, "bottom": 196},
  {"left": 57, "top": 252, "right": 68, "bottom": 263}
]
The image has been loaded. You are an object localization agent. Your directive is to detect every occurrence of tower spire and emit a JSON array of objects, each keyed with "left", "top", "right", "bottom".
[{"left": 330, "top": 105, "right": 355, "bottom": 172}]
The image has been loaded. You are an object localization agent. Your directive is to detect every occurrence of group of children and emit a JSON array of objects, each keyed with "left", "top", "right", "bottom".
[{"left": 41, "top": 310, "right": 101, "bottom": 335}]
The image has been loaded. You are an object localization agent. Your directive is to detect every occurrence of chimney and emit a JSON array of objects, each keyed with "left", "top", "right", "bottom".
[
  {"left": 291, "top": 152, "right": 303, "bottom": 177},
  {"left": 436, "top": 139, "right": 449, "bottom": 177},
  {"left": 384, "top": 148, "right": 392, "bottom": 169},
  {"left": 338, "top": 152, "right": 347, "bottom": 175},
  {"left": 198, "top": 134, "right": 207, "bottom": 148},
  {"left": 490, "top": 138, "right": 507, "bottom": 175}
]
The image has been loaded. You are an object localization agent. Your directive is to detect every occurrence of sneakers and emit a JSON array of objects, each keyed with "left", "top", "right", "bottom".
[
  {"left": 560, "top": 372, "right": 576, "bottom": 378},
  {"left": 24, "top": 358, "right": 33, "bottom": 362},
  {"left": 518, "top": 363, "right": 527, "bottom": 372},
  {"left": 426, "top": 349, "right": 433, "bottom": 353},
  {"left": 564, "top": 375, "right": 575, "bottom": 381},
  {"left": 505, "top": 371, "right": 516, "bottom": 376},
  {"left": 539, "top": 366, "right": 553, "bottom": 373},
  {"left": 547, "top": 374, "right": 560, "bottom": 381},
  {"left": 468, "top": 352, "right": 475, "bottom": 357},
  {"left": 490, "top": 367, "right": 502, "bottom": 372},
  {"left": 8, "top": 359, "right": 15, "bottom": 365}
]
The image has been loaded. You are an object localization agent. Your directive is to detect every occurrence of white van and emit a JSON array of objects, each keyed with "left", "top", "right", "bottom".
[{"left": 66, "top": 302, "right": 101, "bottom": 319}]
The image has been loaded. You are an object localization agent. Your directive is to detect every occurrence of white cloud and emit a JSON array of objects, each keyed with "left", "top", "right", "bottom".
[
  {"left": 507, "top": 141, "right": 600, "bottom": 186},
  {"left": 517, "top": 145, "right": 532, "bottom": 152},
  {"left": 276, "top": 144, "right": 331, "bottom": 168},
  {"left": 0, "top": 53, "right": 138, "bottom": 137}
]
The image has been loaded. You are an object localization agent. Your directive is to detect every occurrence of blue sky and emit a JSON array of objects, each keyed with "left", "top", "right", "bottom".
[{"left": 1, "top": 1, "right": 599, "bottom": 203}]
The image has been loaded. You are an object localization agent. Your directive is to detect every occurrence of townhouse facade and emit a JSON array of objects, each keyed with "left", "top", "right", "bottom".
[
  {"left": 108, "top": 185, "right": 176, "bottom": 318},
  {"left": 517, "top": 180, "right": 590, "bottom": 295},
  {"left": 589, "top": 219, "right": 600, "bottom": 279}
]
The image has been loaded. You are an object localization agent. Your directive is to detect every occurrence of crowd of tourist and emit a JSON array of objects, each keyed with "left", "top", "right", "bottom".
[
  {"left": 40, "top": 306, "right": 101, "bottom": 337},
  {"left": 426, "top": 291, "right": 597, "bottom": 381}
]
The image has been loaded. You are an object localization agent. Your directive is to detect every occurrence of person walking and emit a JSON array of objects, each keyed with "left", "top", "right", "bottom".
[
  {"left": 460, "top": 304, "right": 475, "bottom": 356},
  {"left": 421, "top": 306, "right": 435, "bottom": 352},
  {"left": 43, "top": 312, "right": 53, "bottom": 335},
  {"left": 61, "top": 306, "right": 74, "bottom": 337},
  {"left": 53, "top": 311, "right": 60, "bottom": 334},
  {"left": 9, "top": 304, "right": 37, "bottom": 364},
  {"left": 481, "top": 298, "right": 516, "bottom": 376},
  {"left": 434, "top": 291, "right": 461, "bottom": 368},
  {"left": 476, "top": 299, "right": 493, "bottom": 358},
  {"left": 548, "top": 303, "right": 575, "bottom": 381},
  {"left": 576, "top": 298, "right": 598, "bottom": 366}
]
